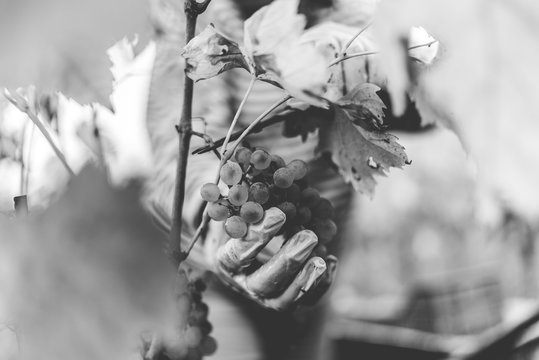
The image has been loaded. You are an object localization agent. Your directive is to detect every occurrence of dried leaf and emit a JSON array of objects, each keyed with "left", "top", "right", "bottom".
[
  {"left": 318, "top": 105, "right": 408, "bottom": 196},
  {"left": 336, "top": 83, "right": 387, "bottom": 131},
  {"left": 182, "top": 25, "right": 249, "bottom": 82}
]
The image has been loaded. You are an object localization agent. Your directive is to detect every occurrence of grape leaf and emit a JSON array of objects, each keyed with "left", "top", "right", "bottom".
[
  {"left": 300, "top": 22, "right": 385, "bottom": 102},
  {"left": 95, "top": 38, "right": 156, "bottom": 186},
  {"left": 281, "top": 106, "right": 331, "bottom": 141},
  {"left": 318, "top": 105, "right": 409, "bottom": 196},
  {"left": 182, "top": 25, "right": 249, "bottom": 82},
  {"left": 336, "top": 83, "right": 387, "bottom": 131},
  {"left": 243, "top": 0, "right": 330, "bottom": 108}
]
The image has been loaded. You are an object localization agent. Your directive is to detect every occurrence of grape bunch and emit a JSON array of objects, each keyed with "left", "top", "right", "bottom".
[
  {"left": 143, "top": 269, "right": 216, "bottom": 360},
  {"left": 200, "top": 147, "right": 338, "bottom": 253},
  {"left": 174, "top": 270, "right": 217, "bottom": 359}
]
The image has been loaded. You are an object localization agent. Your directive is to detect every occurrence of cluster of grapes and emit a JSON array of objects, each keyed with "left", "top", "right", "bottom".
[
  {"left": 174, "top": 270, "right": 216, "bottom": 359},
  {"left": 200, "top": 147, "right": 337, "bottom": 252},
  {"left": 144, "top": 269, "right": 216, "bottom": 360}
]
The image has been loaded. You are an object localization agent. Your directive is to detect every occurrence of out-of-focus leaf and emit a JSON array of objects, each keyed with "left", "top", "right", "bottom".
[
  {"left": 336, "top": 83, "right": 387, "bottom": 131},
  {"left": 95, "top": 38, "right": 156, "bottom": 186},
  {"left": 243, "top": 0, "right": 330, "bottom": 108},
  {"left": 243, "top": 0, "right": 306, "bottom": 57},
  {"left": 318, "top": 105, "right": 408, "bottom": 196},
  {"left": 0, "top": 166, "right": 176, "bottom": 360},
  {"left": 375, "top": 0, "right": 539, "bottom": 221},
  {"left": 182, "top": 25, "right": 249, "bottom": 82},
  {"left": 0, "top": 0, "right": 150, "bottom": 104},
  {"left": 408, "top": 26, "right": 439, "bottom": 65},
  {"left": 300, "top": 22, "right": 385, "bottom": 102},
  {"left": 0, "top": 90, "right": 94, "bottom": 213}
]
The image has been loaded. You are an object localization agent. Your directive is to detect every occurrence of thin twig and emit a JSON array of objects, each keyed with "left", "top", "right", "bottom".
[
  {"left": 408, "top": 39, "right": 438, "bottom": 50},
  {"left": 220, "top": 76, "right": 256, "bottom": 160},
  {"left": 190, "top": 130, "right": 221, "bottom": 160},
  {"left": 329, "top": 40, "right": 439, "bottom": 67},
  {"left": 4, "top": 89, "right": 75, "bottom": 177},
  {"left": 329, "top": 51, "right": 379, "bottom": 67},
  {"left": 192, "top": 114, "right": 288, "bottom": 155},
  {"left": 225, "top": 95, "right": 291, "bottom": 161},
  {"left": 341, "top": 22, "right": 372, "bottom": 55}
]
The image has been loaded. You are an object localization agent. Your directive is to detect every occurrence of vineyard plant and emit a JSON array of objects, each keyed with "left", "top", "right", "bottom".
[{"left": 1, "top": 0, "right": 539, "bottom": 359}]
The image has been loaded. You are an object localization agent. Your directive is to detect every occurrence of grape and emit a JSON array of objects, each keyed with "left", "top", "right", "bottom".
[
  {"left": 301, "top": 187, "right": 321, "bottom": 207},
  {"left": 270, "top": 154, "right": 286, "bottom": 169},
  {"left": 235, "top": 147, "right": 252, "bottom": 166},
  {"left": 287, "top": 159, "right": 308, "bottom": 180},
  {"left": 251, "top": 149, "right": 271, "bottom": 170},
  {"left": 277, "top": 201, "right": 297, "bottom": 222},
  {"left": 207, "top": 201, "right": 230, "bottom": 221},
  {"left": 297, "top": 206, "right": 312, "bottom": 225},
  {"left": 220, "top": 161, "right": 243, "bottom": 185},
  {"left": 249, "top": 182, "right": 270, "bottom": 205},
  {"left": 240, "top": 201, "right": 264, "bottom": 224},
  {"left": 228, "top": 184, "right": 249, "bottom": 206},
  {"left": 267, "top": 184, "right": 285, "bottom": 206},
  {"left": 188, "top": 302, "right": 209, "bottom": 324},
  {"left": 191, "top": 278, "right": 207, "bottom": 292},
  {"left": 199, "top": 320, "right": 214, "bottom": 336},
  {"left": 225, "top": 216, "right": 248, "bottom": 238},
  {"left": 285, "top": 183, "right": 301, "bottom": 203},
  {"left": 273, "top": 167, "right": 295, "bottom": 189},
  {"left": 312, "top": 198, "right": 335, "bottom": 219},
  {"left": 200, "top": 183, "right": 220, "bottom": 202},
  {"left": 200, "top": 336, "right": 218, "bottom": 356},
  {"left": 313, "top": 245, "right": 328, "bottom": 258},
  {"left": 185, "top": 326, "right": 203, "bottom": 347},
  {"left": 159, "top": 269, "right": 215, "bottom": 360},
  {"left": 312, "top": 218, "right": 338, "bottom": 243}
]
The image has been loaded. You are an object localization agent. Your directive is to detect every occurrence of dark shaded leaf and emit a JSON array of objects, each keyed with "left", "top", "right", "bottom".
[
  {"left": 282, "top": 107, "right": 331, "bottom": 141},
  {"left": 336, "top": 83, "right": 387, "bottom": 131}
]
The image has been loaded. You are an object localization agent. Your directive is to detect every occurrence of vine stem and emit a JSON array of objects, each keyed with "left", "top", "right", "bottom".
[
  {"left": 4, "top": 89, "right": 75, "bottom": 177},
  {"left": 184, "top": 94, "right": 291, "bottom": 254},
  {"left": 169, "top": 0, "right": 212, "bottom": 267}
]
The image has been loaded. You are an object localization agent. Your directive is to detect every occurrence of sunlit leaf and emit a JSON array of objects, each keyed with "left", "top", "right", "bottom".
[
  {"left": 95, "top": 38, "right": 155, "bottom": 186},
  {"left": 243, "top": 0, "right": 330, "bottom": 108}
]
